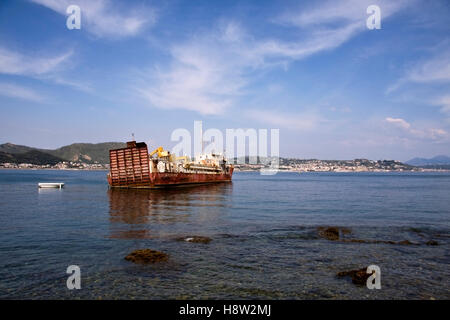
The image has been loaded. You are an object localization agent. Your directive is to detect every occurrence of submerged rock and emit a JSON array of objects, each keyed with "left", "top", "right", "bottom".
[
  {"left": 340, "top": 228, "right": 352, "bottom": 235},
  {"left": 176, "top": 236, "right": 212, "bottom": 244},
  {"left": 317, "top": 227, "right": 340, "bottom": 241},
  {"left": 125, "top": 249, "right": 168, "bottom": 264},
  {"left": 317, "top": 226, "right": 352, "bottom": 241},
  {"left": 425, "top": 240, "right": 439, "bottom": 246},
  {"left": 337, "top": 267, "right": 371, "bottom": 285},
  {"left": 343, "top": 239, "right": 367, "bottom": 244},
  {"left": 317, "top": 226, "right": 417, "bottom": 245},
  {"left": 342, "top": 239, "right": 414, "bottom": 245}
]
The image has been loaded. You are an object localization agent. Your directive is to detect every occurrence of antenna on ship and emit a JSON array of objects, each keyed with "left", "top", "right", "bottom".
[{"left": 132, "top": 133, "right": 135, "bottom": 141}]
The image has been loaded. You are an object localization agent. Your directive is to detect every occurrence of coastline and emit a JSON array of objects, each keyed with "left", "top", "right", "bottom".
[
  {"left": 234, "top": 168, "right": 450, "bottom": 173},
  {"left": 0, "top": 167, "right": 109, "bottom": 171},
  {"left": 1, "top": 167, "right": 449, "bottom": 173}
]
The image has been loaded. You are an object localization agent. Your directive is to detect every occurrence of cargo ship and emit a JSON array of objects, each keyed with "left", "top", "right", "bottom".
[{"left": 107, "top": 141, "right": 233, "bottom": 188}]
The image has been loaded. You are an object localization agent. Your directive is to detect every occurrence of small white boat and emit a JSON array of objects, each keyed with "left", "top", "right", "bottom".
[{"left": 38, "top": 182, "right": 65, "bottom": 188}]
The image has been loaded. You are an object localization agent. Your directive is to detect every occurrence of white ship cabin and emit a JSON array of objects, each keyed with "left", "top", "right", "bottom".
[{"left": 195, "top": 153, "right": 226, "bottom": 167}]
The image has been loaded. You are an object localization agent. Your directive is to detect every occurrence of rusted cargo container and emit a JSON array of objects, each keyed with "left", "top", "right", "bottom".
[{"left": 107, "top": 141, "right": 233, "bottom": 188}]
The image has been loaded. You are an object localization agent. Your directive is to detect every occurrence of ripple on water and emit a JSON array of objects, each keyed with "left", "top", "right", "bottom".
[{"left": 0, "top": 170, "right": 449, "bottom": 299}]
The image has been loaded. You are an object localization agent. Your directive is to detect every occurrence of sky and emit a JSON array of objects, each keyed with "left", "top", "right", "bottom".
[{"left": 0, "top": 0, "right": 449, "bottom": 161}]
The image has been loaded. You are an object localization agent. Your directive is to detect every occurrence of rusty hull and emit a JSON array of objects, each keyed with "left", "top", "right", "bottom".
[{"left": 108, "top": 141, "right": 233, "bottom": 189}]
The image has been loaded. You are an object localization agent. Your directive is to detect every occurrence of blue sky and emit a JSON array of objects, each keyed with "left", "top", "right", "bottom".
[{"left": 0, "top": 0, "right": 449, "bottom": 160}]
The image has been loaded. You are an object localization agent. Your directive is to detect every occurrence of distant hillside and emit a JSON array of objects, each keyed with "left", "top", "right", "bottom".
[
  {"left": 45, "top": 142, "right": 126, "bottom": 164},
  {"left": 0, "top": 150, "right": 64, "bottom": 165},
  {"left": 0, "top": 142, "right": 126, "bottom": 164},
  {"left": 406, "top": 155, "right": 450, "bottom": 166},
  {"left": 0, "top": 143, "right": 36, "bottom": 154}
]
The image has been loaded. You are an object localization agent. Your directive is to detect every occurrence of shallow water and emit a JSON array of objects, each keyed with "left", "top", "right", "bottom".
[{"left": 0, "top": 170, "right": 449, "bottom": 299}]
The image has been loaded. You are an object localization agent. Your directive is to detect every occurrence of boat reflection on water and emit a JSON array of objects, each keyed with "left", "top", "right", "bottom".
[{"left": 107, "top": 183, "right": 232, "bottom": 240}]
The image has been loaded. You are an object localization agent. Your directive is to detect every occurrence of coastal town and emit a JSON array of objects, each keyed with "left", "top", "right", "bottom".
[
  {"left": 0, "top": 161, "right": 108, "bottom": 170},
  {"left": 233, "top": 158, "right": 422, "bottom": 172},
  {"left": 0, "top": 158, "right": 436, "bottom": 172}
]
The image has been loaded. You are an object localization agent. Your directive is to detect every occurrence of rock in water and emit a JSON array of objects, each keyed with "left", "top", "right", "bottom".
[
  {"left": 341, "top": 227, "right": 352, "bottom": 235},
  {"left": 317, "top": 226, "right": 416, "bottom": 245},
  {"left": 337, "top": 267, "right": 371, "bottom": 285},
  {"left": 317, "top": 227, "right": 340, "bottom": 241},
  {"left": 425, "top": 240, "right": 438, "bottom": 246},
  {"left": 176, "top": 236, "right": 212, "bottom": 244},
  {"left": 125, "top": 249, "right": 168, "bottom": 264}
]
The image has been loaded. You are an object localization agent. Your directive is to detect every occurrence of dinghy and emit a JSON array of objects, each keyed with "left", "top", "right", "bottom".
[{"left": 38, "top": 182, "right": 64, "bottom": 188}]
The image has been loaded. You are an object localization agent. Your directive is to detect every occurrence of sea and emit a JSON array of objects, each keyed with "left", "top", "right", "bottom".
[{"left": 0, "top": 169, "right": 449, "bottom": 299}]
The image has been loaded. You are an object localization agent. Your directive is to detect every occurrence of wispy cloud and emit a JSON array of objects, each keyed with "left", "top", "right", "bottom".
[
  {"left": 252, "top": 21, "right": 362, "bottom": 60},
  {"left": 135, "top": 18, "right": 360, "bottom": 115},
  {"left": 387, "top": 43, "right": 450, "bottom": 93},
  {"left": 0, "top": 46, "right": 91, "bottom": 92},
  {"left": 0, "top": 47, "right": 72, "bottom": 76},
  {"left": 30, "top": 0, "right": 156, "bottom": 38},
  {"left": 0, "top": 82, "right": 45, "bottom": 102},
  {"left": 385, "top": 117, "right": 447, "bottom": 140},
  {"left": 385, "top": 117, "right": 411, "bottom": 130},
  {"left": 136, "top": 22, "right": 254, "bottom": 115},
  {"left": 406, "top": 52, "right": 450, "bottom": 83},
  {"left": 269, "top": 0, "right": 411, "bottom": 60},
  {"left": 46, "top": 75, "right": 93, "bottom": 93},
  {"left": 137, "top": 1, "right": 411, "bottom": 115},
  {"left": 434, "top": 95, "right": 450, "bottom": 114},
  {"left": 276, "top": 0, "right": 409, "bottom": 27}
]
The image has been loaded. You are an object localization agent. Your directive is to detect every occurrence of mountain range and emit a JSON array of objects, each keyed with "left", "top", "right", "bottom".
[
  {"left": 406, "top": 155, "right": 450, "bottom": 166},
  {"left": 0, "top": 142, "right": 126, "bottom": 165},
  {"left": 1, "top": 142, "right": 449, "bottom": 168}
]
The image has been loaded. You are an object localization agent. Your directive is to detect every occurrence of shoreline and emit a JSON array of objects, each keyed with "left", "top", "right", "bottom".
[
  {"left": 0, "top": 167, "right": 109, "bottom": 171},
  {"left": 1, "top": 167, "right": 449, "bottom": 173}
]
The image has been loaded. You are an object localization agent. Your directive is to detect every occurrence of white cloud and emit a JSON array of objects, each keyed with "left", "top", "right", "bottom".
[
  {"left": 135, "top": 19, "right": 360, "bottom": 114},
  {"left": 136, "top": 22, "right": 254, "bottom": 115},
  {"left": 0, "top": 46, "right": 90, "bottom": 92},
  {"left": 387, "top": 44, "right": 450, "bottom": 93},
  {"left": 252, "top": 21, "right": 362, "bottom": 60},
  {"left": 406, "top": 51, "right": 450, "bottom": 83},
  {"left": 47, "top": 75, "right": 93, "bottom": 93},
  {"left": 434, "top": 95, "right": 450, "bottom": 114},
  {"left": 385, "top": 117, "right": 447, "bottom": 141},
  {"left": 267, "top": 0, "right": 412, "bottom": 59},
  {"left": 30, "top": 0, "right": 156, "bottom": 38},
  {"left": 0, "top": 47, "right": 72, "bottom": 76},
  {"left": 385, "top": 117, "right": 411, "bottom": 130},
  {"left": 137, "top": 1, "right": 411, "bottom": 115},
  {"left": 277, "top": 0, "right": 409, "bottom": 27},
  {"left": 0, "top": 82, "right": 45, "bottom": 102}
]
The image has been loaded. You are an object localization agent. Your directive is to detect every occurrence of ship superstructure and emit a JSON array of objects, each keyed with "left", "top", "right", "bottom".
[{"left": 107, "top": 141, "right": 233, "bottom": 188}]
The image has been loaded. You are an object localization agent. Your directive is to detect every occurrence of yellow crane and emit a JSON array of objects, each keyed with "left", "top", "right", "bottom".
[
  {"left": 149, "top": 147, "right": 190, "bottom": 164},
  {"left": 149, "top": 146, "right": 170, "bottom": 158}
]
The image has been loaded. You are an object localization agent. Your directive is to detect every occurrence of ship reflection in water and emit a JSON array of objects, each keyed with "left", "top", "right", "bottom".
[{"left": 108, "top": 183, "right": 232, "bottom": 240}]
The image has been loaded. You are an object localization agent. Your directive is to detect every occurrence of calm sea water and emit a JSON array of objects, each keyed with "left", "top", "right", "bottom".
[{"left": 0, "top": 169, "right": 449, "bottom": 299}]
